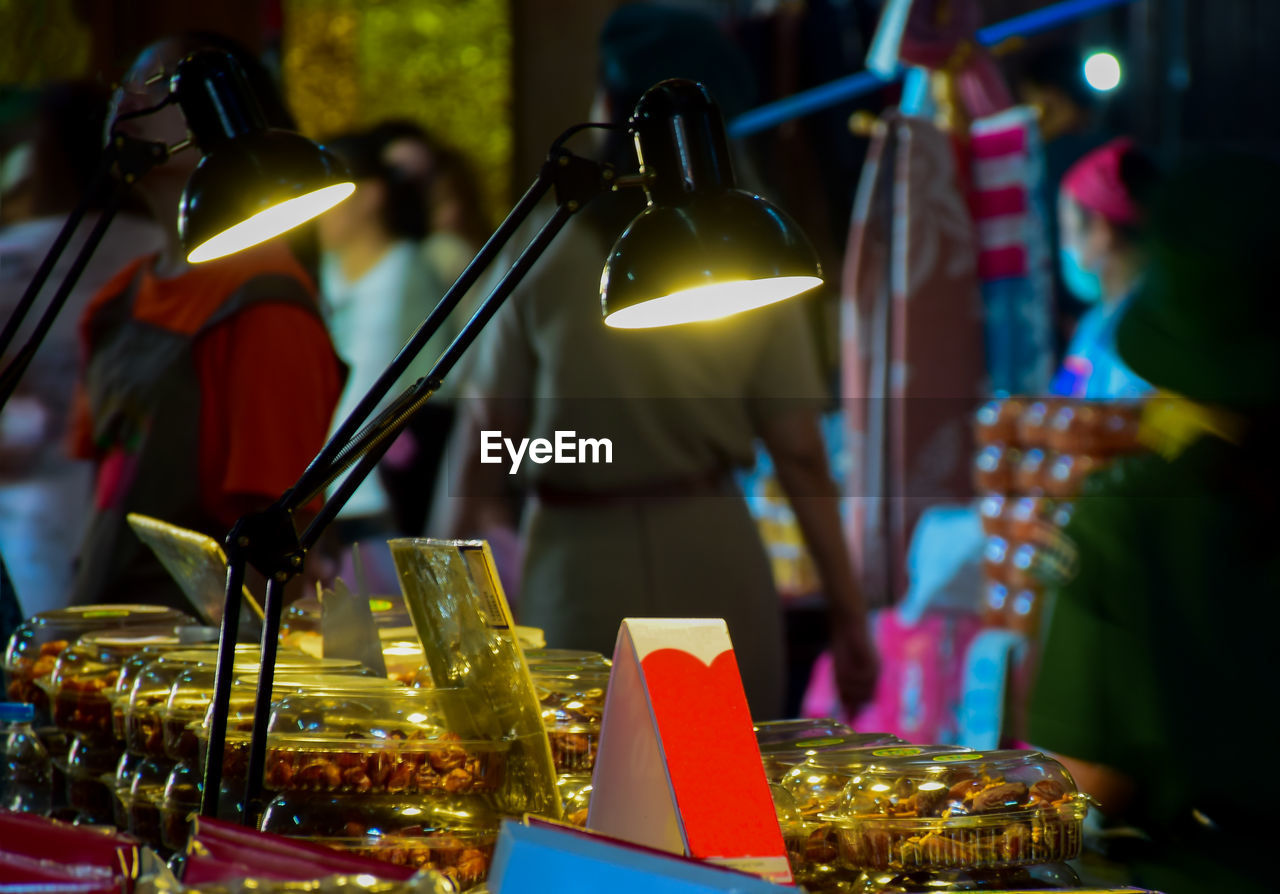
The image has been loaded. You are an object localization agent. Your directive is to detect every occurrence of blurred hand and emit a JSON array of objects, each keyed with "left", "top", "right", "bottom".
[{"left": 829, "top": 620, "right": 879, "bottom": 718}]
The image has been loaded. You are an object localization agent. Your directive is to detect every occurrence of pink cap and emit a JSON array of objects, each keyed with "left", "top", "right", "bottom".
[{"left": 1062, "top": 137, "right": 1142, "bottom": 227}]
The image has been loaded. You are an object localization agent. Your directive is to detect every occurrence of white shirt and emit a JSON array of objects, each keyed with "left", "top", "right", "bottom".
[{"left": 320, "top": 241, "right": 446, "bottom": 518}]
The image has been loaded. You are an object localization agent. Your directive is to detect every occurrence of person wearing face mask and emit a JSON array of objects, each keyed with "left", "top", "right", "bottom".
[
  {"left": 1050, "top": 138, "right": 1161, "bottom": 399},
  {"left": 65, "top": 33, "right": 344, "bottom": 613}
]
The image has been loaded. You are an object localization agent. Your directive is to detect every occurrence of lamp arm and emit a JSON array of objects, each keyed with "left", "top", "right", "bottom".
[
  {"left": 0, "top": 135, "right": 171, "bottom": 411},
  {"left": 199, "top": 147, "right": 612, "bottom": 821}
]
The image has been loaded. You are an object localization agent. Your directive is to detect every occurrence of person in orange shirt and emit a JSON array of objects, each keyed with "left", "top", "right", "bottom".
[{"left": 66, "top": 33, "right": 343, "bottom": 613}]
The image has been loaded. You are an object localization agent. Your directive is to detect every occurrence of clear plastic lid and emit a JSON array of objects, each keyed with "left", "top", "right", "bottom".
[
  {"left": 263, "top": 687, "right": 509, "bottom": 796},
  {"left": 282, "top": 593, "right": 414, "bottom": 638},
  {"left": 382, "top": 638, "right": 426, "bottom": 686},
  {"left": 259, "top": 792, "right": 498, "bottom": 888},
  {"left": 4, "top": 605, "right": 192, "bottom": 702},
  {"left": 780, "top": 745, "right": 973, "bottom": 817},
  {"left": 49, "top": 627, "right": 191, "bottom": 743},
  {"left": 557, "top": 773, "right": 593, "bottom": 827},
  {"left": 531, "top": 664, "right": 609, "bottom": 729},
  {"left": 820, "top": 750, "right": 1088, "bottom": 872},
  {"left": 759, "top": 733, "right": 907, "bottom": 783},
  {"left": 65, "top": 736, "right": 118, "bottom": 824},
  {"left": 1015, "top": 400, "right": 1065, "bottom": 449},
  {"left": 754, "top": 719, "right": 853, "bottom": 748},
  {"left": 524, "top": 648, "right": 610, "bottom": 669},
  {"left": 972, "top": 445, "right": 1017, "bottom": 495}
]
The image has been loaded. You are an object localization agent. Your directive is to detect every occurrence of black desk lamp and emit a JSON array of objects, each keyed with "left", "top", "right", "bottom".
[
  {"left": 0, "top": 49, "right": 353, "bottom": 409},
  {"left": 196, "top": 77, "right": 825, "bottom": 821}
]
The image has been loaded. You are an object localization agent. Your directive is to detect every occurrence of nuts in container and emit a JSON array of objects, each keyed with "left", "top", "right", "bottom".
[
  {"left": 196, "top": 673, "right": 407, "bottom": 792},
  {"left": 774, "top": 745, "right": 972, "bottom": 888},
  {"left": 556, "top": 773, "right": 593, "bottom": 827},
  {"left": 759, "top": 732, "right": 906, "bottom": 784},
  {"left": 820, "top": 750, "right": 1089, "bottom": 873},
  {"left": 49, "top": 628, "right": 191, "bottom": 745},
  {"left": 531, "top": 664, "right": 609, "bottom": 773},
  {"left": 3, "top": 605, "right": 192, "bottom": 710},
  {"left": 263, "top": 687, "right": 508, "bottom": 796},
  {"left": 259, "top": 793, "right": 498, "bottom": 890}
]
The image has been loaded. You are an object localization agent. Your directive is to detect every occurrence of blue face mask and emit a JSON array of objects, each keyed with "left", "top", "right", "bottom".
[{"left": 1059, "top": 245, "right": 1104, "bottom": 303}]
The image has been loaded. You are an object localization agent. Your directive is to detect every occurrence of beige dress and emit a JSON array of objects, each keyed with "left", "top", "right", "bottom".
[{"left": 465, "top": 208, "right": 826, "bottom": 718}]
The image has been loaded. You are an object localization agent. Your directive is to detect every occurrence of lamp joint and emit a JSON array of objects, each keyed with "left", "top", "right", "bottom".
[
  {"left": 225, "top": 504, "right": 303, "bottom": 582},
  {"left": 545, "top": 148, "right": 612, "bottom": 214}
]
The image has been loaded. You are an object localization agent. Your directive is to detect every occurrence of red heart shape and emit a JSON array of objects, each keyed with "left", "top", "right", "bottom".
[{"left": 639, "top": 647, "right": 786, "bottom": 860}]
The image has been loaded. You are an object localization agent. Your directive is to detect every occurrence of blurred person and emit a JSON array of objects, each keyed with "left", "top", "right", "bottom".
[
  {"left": 1049, "top": 138, "right": 1160, "bottom": 399},
  {"left": 1013, "top": 41, "right": 1115, "bottom": 354},
  {"left": 315, "top": 130, "right": 446, "bottom": 572},
  {"left": 445, "top": 3, "right": 876, "bottom": 719},
  {"left": 0, "top": 81, "right": 163, "bottom": 617},
  {"left": 1029, "top": 154, "right": 1280, "bottom": 894},
  {"left": 66, "top": 33, "right": 344, "bottom": 613}
]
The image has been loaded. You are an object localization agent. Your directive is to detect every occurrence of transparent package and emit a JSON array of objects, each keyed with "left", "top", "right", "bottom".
[
  {"left": 109, "top": 638, "right": 221, "bottom": 745},
  {"left": 821, "top": 750, "right": 1089, "bottom": 872},
  {"left": 754, "top": 718, "right": 853, "bottom": 748},
  {"left": 4, "top": 605, "right": 191, "bottom": 708},
  {"left": 112, "top": 751, "right": 143, "bottom": 829},
  {"left": 161, "top": 658, "right": 376, "bottom": 763},
  {"left": 532, "top": 664, "right": 609, "bottom": 773},
  {"left": 260, "top": 792, "right": 498, "bottom": 889},
  {"left": 121, "top": 755, "right": 176, "bottom": 851},
  {"left": 557, "top": 773, "right": 593, "bottom": 827},
  {"left": 523, "top": 648, "right": 610, "bottom": 669},
  {"left": 776, "top": 746, "right": 972, "bottom": 887},
  {"left": 49, "top": 629, "right": 189, "bottom": 744},
  {"left": 160, "top": 761, "right": 202, "bottom": 852},
  {"left": 124, "top": 646, "right": 264, "bottom": 758},
  {"left": 382, "top": 636, "right": 427, "bottom": 687},
  {"left": 64, "top": 734, "right": 120, "bottom": 823},
  {"left": 759, "top": 732, "right": 906, "bottom": 783},
  {"left": 263, "top": 687, "right": 508, "bottom": 796}
]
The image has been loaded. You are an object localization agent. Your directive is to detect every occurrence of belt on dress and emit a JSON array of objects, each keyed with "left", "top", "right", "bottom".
[{"left": 532, "top": 469, "right": 732, "bottom": 508}]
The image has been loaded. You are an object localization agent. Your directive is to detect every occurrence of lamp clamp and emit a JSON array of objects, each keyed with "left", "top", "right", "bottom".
[
  {"left": 546, "top": 147, "right": 613, "bottom": 213},
  {"left": 224, "top": 502, "right": 304, "bottom": 582}
]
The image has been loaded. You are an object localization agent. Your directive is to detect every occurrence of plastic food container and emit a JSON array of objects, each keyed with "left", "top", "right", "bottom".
[
  {"left": 557, "top": 773, "right": 593, "bottom": 827},
  {"left": 524, "top": 648, "right": 611, "bottom": 669},
  {"left": 260, "top": 793, "right": 498, "bottom": 889},
  {"left": 1044, "top": 453, "right": 1107, "bottom": 499},
  {"left": 121, "top": 756, "right": 175, "bottom": 851},
  {"left": 63, "top": 735, "right": 120, "bottom": 824},
  {"left": 821, "top": 750, "right": 1089, "bottom": 873},
  {"left": 759, "top": 733, "right": 906, "bottom": 784},
  {"left": 124, "top": 646, "right": 262, "bottom": 759},
  {"left": 108, "top": 636, "right": 218, "bottom": 746},
  {"left": 1013, "top": 448, "right": 1048, "bottom": 497},
  {"left": 4, "top": 605, "right": 191, "bottom": 709},
  {"left": 1015, "top": 400, "right": 1064, "bottom": 450},
  {"left": 263, "top": 687, "right": 508, "bottom": 796},
  {"left": 195, "top": 672, "right": 407, "bottom": 792},
  {"left": 981, "top": 537, "right": 1010, "bottom": 587},
  {"left": 974, "top": 398, "right": 1025, "bottom": 447},
  {"left": 382, "top": 637, "right": 427, "bottom": 686},
  {"left": 48, "top": 629, "right": 192, "bottom": 745},
  {"left": 161, "top": 659, "right": 378, "bottom": 764},
  {"left": 972, "top": 445, "right": 1017, "bottom": 495},
  {"left": 1048, "top": 401, "right": 1143, "bottom": 455},
  {"left": 977, "top": 495, "right": 1008, "bottom": 539},
  {"left": 754, "top": 719, "right": 853, "bottom": 748},
  {"left": 111, "top": 751, "right": 143, "bottom": 829},
  {"left": 532, "top": 664, "right": 609, "bottom": 773},
  {"left": 160, "top": 761, "right": 202, "bottom": 852}
]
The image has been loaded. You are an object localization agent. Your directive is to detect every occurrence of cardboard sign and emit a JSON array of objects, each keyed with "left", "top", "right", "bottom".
[
  {"left": 488, "top": 819, "right": 788, "bottom": 894},
  {"left": 588, "top": 619, "right": 792, "bottom": 885}
]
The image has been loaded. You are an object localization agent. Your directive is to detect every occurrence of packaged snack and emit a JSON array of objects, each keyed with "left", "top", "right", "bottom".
[
  {"left": 981, "top": 537, "right": 1010, "bottom": 587},
  {"left": 557, "top": 773, "right": 593, "bottom": 827},
  {"left": 49, "top": 629, "right": 191, "bottom": 745},
  {"left": 259, "top": 793, "right": 498, "bottom": 889},
  {"left": 1012, "top": 449, "right": 1048, "bottom": 497},
  {"left": 977, "top": 495, "right": 1008, "bottom": 539},
  {"left": 972, "top": 445, "right": 1018, "bottom": 495},
  {"left": 1015, "top": 400, "right": 1065, "bottom": 450},
  {"left": 160, "top": 761, "right": 202, "bottom": 852},
  {"left": 1044, "top": 453, "right": 1107, "bottom": 499},
  {"left": 3, "top": 606, "right": 191, "bottom": 710},
  {"left": 523, "top": 648, "right": 610, "bottom": 669},
  {"left": 64, "top": 735, "right": 119, "bottom": 824},
  {"left": 753, "top": 718, "right": 853, "bottom": 748},
  {"left": 974, "top": 398, "right": 1026, "bottom": 447},
  {"left": 531, "top": 664, "right": 609, "bottom": 773},
  {"left": 122, "top": 756, "right": 176, "bottom": 851},
  {"left": 821, "top": 750, "right": 1089, "bottom": 872},
  {"left": 263, "top": 687, "right": 508, "bottom": 796},
  {"left": 759, "top": 733, "right": 906, "bottom": 784}
]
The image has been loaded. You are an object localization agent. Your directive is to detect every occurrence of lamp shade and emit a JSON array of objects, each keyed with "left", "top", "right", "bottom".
[
  {"left": 170, "top": 50, "right": 353, "bottom": 263},
  {"left": 601, "top": 80, "right": 822, "bottom": 328}
]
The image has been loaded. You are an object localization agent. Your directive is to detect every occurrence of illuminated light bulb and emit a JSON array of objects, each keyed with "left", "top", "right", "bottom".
[
  {"left": 187, "top": 182, "right": 355, "bottom": 263},
  {"left": 604, "top": 275, "right": 822, "bottom": 329},
  {"left": 1083, "top": 52, "right": 1122, "bottom": 92}
]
